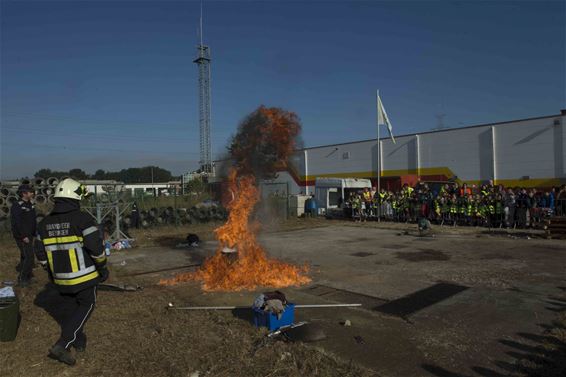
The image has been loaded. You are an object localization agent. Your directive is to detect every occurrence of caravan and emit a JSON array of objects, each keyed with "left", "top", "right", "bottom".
[{"left": 314, "top": 178, "right": 372, "bottom": 213}]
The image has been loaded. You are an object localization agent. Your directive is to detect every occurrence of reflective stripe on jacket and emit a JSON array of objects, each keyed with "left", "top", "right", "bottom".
[{"left": 37, "top": 201, "right": 105, "bottom": 293}]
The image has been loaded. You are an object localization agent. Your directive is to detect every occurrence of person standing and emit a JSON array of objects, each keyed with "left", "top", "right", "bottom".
[
  {"left": 36, "top": 178, "right": 109, "bottom": 366},
  {"left": 10, "top": 184, "right": 37, "bottom": 287},
  {"left": 130, "top": 201, "right": 140, "bottom": 229}
]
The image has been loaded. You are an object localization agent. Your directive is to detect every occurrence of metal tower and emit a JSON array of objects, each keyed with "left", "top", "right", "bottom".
[{"left": 194, "top": 4, "right": 212, "bottom": 174}]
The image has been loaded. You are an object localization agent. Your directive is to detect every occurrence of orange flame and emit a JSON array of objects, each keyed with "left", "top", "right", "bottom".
[{"left": 160, "top": 107, "right": 311, "bottom": 291}]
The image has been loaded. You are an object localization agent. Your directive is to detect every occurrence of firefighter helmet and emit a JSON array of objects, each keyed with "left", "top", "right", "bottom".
[{"left": 54, "top": 178, "right": 89, "bottom": 200}]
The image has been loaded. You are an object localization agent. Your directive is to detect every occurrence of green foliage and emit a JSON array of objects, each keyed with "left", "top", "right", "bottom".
[
  {"left": 185, "top": 177, "right": 207, "bottom": 195},
  {"left": 34, "top": 166, "right": 174, "bottom": 184},
  {"left": 69, "top": 168, "right": 88, "bottom": 180}
]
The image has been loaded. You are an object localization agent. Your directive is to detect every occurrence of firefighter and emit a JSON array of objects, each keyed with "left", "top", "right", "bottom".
[
  {"left": 10, "top": 184, "right": 37, "bottom": 287},
  {"left": 36, "top": 178, "right": 109, "bottom": 366},
  {"left": 130, "top": 201, "right": 140, "bottom": 229}
]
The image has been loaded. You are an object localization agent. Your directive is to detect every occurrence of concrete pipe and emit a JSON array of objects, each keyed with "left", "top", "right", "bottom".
[
  {"left": 42, "top": 187, "right": 53, "bottom": 196},
  {"left": 48, "top": 194, "right": 55, "bottom": 203},
  {"left": 1, "top": 187, "right": 12, "bottom": 196},
  {"left": 7, "top": 196, "right": 18, "bottom": 205},
  {"left": 47, "top": 177, "right": 59, "bottom": 186},
  {"left": 20, "top": 178, "right": 31, "bottom": 185},
  {"left": 0, "top": 205, "right": 9, "bottom": 217},
  {"left": 35, "top": 194, "right": 47, "bottom": 204},
  {"left": 0, "top": 197, "right": 4, "bottom": 206},
  {"left": 34, "top": 177, "right": 45, "bottom": 186},
  {"left": 99, "top": 193, "right": 109, "bottom": 203},
  {"left": 0, "top": 219, "right": 11, "bottom": 232}
]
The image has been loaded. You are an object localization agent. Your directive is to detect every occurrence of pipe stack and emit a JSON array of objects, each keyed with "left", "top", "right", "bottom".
[{"left": 0, "top": 176, "right": 61, "bottom": 222}]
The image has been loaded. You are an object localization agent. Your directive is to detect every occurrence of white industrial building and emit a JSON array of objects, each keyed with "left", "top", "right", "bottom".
[{"left": 260, "top": 110, "right": 566, "bottom": 195}]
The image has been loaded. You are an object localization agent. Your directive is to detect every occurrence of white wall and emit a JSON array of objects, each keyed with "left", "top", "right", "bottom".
[
  {"left": 251, "top": 113, "right": 566, "bottom": 191},
  {"left": 495, "top": 116, "right": 563, "bottom": 183}
]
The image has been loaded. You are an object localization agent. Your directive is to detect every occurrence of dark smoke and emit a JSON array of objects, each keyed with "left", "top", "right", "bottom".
[{"left": 229, "top": 106, "right": 302, "bottom": 180}]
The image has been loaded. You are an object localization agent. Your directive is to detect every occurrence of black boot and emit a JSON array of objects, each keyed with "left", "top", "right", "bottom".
[
  {"left": 48, "top": 344, "right": 76, "bottom": 366},
  {"left": 73, "top": 333, "right": 87, "bottom": 352}
]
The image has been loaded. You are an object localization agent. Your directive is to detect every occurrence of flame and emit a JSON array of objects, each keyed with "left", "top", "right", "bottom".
[{"left": 160, "top": 107, "right": 311, "bottom": 291}]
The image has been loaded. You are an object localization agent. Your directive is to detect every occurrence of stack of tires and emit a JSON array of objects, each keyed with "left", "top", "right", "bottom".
[{"left": 121, "top": 204, "right": 228, "bottom": 229}]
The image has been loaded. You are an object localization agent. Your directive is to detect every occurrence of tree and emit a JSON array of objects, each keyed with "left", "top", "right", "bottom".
[
  {"left": 33, "top": 166, "right": 173, "bottom": 183},
  {"left": 35, "top": 168, "right": 53, "bottom": 178},
  {"left": 186, "top": 177, "right": 206, "bottom": 194},
  {"left": 93, "top": 169, "right": 106, "bottom": 180},
  {"left": 34, "top": 169, "right": 67, "bottom": 179},
  {"left": 69, "top": 168, "right": 88, "bottom": 180}
]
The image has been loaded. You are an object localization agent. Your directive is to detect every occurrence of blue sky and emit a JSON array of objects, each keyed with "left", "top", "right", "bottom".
[{"left": 1, "top": 0, "right": 564, "bottom": 179}]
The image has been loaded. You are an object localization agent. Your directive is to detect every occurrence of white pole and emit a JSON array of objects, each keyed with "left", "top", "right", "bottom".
[
  {"left": 167, "top": 303, "right": 362, "bottom": 310},
  {"left": 296, "top": 304, "right": 361, "bottom": 308},
  {"left": 376, "top": 90, "right": 381, "bottom": 222},
  {"left": 304, "top": 149, "right": 309, "bottom": 195}
]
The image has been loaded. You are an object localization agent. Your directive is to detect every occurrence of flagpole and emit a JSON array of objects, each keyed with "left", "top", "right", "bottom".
[{"left": 376, "top": 89, "right": 381, "bottom": 222}]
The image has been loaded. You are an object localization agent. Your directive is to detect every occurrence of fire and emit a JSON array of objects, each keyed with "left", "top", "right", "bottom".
[{"left": 160, "top": 107, "right": 311, "bottom": 291}]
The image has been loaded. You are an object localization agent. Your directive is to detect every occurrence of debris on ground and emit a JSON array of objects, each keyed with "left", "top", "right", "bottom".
[
  {"left": 98, "top": 283, "right": 143, "bottom": 292},
  {"left": 354, "top": 335, "right": 365, "bottom": 344},
  {"left": 187, "top": 233, "right": 200, "bottom": 247}
]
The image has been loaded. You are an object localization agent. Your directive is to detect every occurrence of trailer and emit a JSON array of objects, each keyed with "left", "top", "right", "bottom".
[{"left": 314, "top": 178, "right": 372, "bottom": 212}]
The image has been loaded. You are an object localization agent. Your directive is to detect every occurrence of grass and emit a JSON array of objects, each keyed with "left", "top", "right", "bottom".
[{"left": 0, "top": 217, "right": 375, "bottom": 377}]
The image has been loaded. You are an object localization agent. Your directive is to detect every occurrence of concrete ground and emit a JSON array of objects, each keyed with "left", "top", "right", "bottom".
[{"left": 110, "top": 224, "right": 566, "bottom": 377}]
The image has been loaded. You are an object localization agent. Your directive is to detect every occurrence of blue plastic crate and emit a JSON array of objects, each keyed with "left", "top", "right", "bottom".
[{"left": 253, "top": 303, "right": 295, "bottom": 331}]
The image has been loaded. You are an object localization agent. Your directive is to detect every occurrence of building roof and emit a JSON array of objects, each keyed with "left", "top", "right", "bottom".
[{"left": 300, "top": 112, "right": 563, "bottom": 151}]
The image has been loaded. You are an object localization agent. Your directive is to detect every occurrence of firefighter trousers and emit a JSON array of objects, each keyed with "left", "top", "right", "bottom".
[
  {"left": 56, "top": 285, "right": 97, "bottom": 350},
  {"left": 16, "top": 239, "right": 35, "bottom": 283}
]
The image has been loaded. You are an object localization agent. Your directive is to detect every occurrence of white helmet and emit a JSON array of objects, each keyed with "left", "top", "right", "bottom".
[{"left": 54, "top": 178, "right": 89, "bottom": 200}]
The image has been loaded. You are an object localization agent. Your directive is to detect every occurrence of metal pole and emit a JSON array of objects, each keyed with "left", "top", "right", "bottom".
[
  {"left": 96, "top": 202, "right": 102, "bottom": 225},
  {"left": 377, "top": 89, "right": 381, "bottom": 222},
  {"left": 151, "top": 167, "right": 155, "bottom": 197},
  {"left": 296, "top": 304, "right": 361, "bottom": 308},
  {"left": 167, "top": 303, "right": 362, "bottom": 310},
  {"left": 304, "top": 149, "right": 309, "bottom": 195},
  {"left": 174, "top": 179, "right": 179, "bottom": 227},
  {"left": 286, "top": 181, "right": 290, "bottom": 219},
  {"left": 115, "top": 202, "right": 121, "bottom": 240}
]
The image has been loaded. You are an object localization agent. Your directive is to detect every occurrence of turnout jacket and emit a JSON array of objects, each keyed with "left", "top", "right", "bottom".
[
  {"left": 37, "top": 199, "right": 106, "bottom": 293},
  {"left": 10, "top": 200, "right": 37, "bottom": 240}
]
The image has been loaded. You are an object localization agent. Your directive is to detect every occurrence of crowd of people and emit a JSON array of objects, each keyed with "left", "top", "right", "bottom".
[{"left": 343, "top": 181, "right": 566, "bottom": 228}]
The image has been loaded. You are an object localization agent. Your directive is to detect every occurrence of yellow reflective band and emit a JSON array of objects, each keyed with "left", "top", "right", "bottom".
[
  {"left": 43, "top": 236, "right": 83, "bottom": 245},
  {"left": 68, "top": 248, "right": 78, "bottom": 272},
  {"left": 47, "top": 251, "right": 54, "bottom": 270},
  {"left": 93, "top": 256, "right": 107, "bottom": 264},
  {"left": 53, "top": 270, "right": 99, "bottom": 286}
]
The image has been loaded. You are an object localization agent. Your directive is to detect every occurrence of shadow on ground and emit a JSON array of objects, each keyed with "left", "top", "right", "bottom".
[{"left": 422, "top": 287, "right": 566, "bottom": 377}]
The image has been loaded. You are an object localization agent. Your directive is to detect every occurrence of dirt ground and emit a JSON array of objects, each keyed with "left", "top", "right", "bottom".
[{"left": 1, "top": 218, "right": 565, "bottom": 377}]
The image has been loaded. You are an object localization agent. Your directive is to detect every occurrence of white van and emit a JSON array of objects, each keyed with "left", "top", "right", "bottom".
[{"left": 314, "top": 178, "right": 372, "bottom": 211}]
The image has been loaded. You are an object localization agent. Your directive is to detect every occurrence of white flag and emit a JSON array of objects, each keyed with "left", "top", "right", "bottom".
[{"left": 377, "top": 95, "right": 396, "bottom": 144}]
